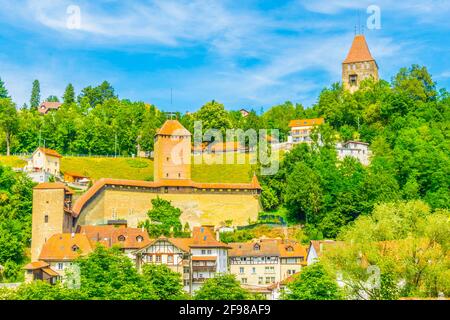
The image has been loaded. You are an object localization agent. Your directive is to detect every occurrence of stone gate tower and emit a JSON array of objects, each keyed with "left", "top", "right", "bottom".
[
  {"left": 30, "top": 183, "right": 74, "bottom": 261},
  {"left": 342, "top": 34, "right": 379, "bottom": 93},
  {"left": 153, "top": 120, "right": 192, "bottom": 182}
]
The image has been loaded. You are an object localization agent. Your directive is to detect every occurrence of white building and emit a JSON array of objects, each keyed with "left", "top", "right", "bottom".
[
  {"left": 336, "top": 141, "right": 371, "bottom": 165},
  {"left": 25, "top": 147, "right": 62, "bottom": 182}
]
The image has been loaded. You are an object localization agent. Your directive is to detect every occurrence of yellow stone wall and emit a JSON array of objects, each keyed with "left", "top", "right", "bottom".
[
  {"left": 342, "top": 60, "right": 378, "bottom": 93},
  {"left": 76, "top": 189, "right": 260, "bottom": 228},
  {"left": 31, "top": 189, "right": 66, "bottom": 261}
]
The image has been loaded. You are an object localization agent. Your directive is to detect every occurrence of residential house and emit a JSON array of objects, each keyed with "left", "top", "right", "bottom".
[
  {"left": 336, "top": 141, "right": 371, "bottom": 165},
  {"left": 38, "top": 101, "right": 62, "bottom": 115},
  {"left": 306, "top": 240, "right": 340, "bottom": 265},
  {"left": 25, "top": 226, "right": 150, "bottom": 284},
  {"left": 25, "top": 147, "right": 62, "bottom": 182},
  {"left": 135, "top": 226, "right": 230, "bottom": 293},
  {"left": 64, "top": 172, "right": 91, "bottom": 186},
  {"left": 206, "top": 141, "right": 246, "bottom": 154},
  {"left": 240, "top": 109, "right": 250, "bottom": 117},
  {"left": 229, "top": 238, "right": 307, "bottom": 293},
  {"left": 288, "top": 118, "right": 324, "bottom": 144}
]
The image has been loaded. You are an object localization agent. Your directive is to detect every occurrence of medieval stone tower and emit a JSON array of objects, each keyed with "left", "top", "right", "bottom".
[
  {"left": 342, "top": 34, "right": 379, "bottom": 93},
  {"left": 153, "top": 120, "right": 192, "bottom": 182},
  {"left": 31, "top": 183, "right": 74, "bottom": 261}
]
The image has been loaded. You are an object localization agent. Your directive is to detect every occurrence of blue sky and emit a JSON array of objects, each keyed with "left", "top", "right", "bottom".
[{"left": 0, "top": 0, "right": 449, "bottom": 113}]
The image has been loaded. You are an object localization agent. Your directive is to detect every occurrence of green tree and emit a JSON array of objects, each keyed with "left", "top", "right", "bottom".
[
  {"left": 138, "top": 197, "right": 184, "bottom": 237},
  {"left": 283, "top": 263, "right": 343, "bottom": 300},
  {"left": 194, "top": 100, "right": 232, "bottom": 137},
  {"left": 195, "top": 274, "right": 250, "bottom": 300},
  {"left": 63, "top": 83, "right": 75, "bottom": 104},
  {"left": 142, "top": 264, "right": 186, "bottom": 300},
  {"left": 0, "top": 77, "right": 9, "bottom": 98},
  {"left": 0, "top": 98, "right": 19, "bottom": 156},
  {"left": 78, "top": 81, "right": 116, "bottom": 109},
  {"left": 76, "top": 245, "right": 157, "bottom": 300},
  {"left": 30, "top": 80, "right": 41, "bottom": 109},
  {"left": 46, "top": 95, "right": 60, "bottom": 102}
]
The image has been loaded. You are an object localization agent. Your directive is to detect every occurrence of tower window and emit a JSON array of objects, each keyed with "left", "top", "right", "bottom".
[
  {"left": 44, "top": 215, "right": 49, "bottom": 223},
  {"left": 166, "top": 173, "right": 169, "bottom": 178},
  {"left": 178, "top": 173, "right": 181, "bottom": 178},
  {"left": 166, "top": 157, "right": 170, "bottom": 161},
  {"left": 349, "top": 74, "right": 358, "bottom": 86}
]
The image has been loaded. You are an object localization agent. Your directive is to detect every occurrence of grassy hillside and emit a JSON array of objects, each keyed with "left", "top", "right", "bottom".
[
  {"left": 0, "top": 154, "right": 255, "bottom": 183},
  {"left": 0, "top": 156, "right": 26, "bottom": 168}
]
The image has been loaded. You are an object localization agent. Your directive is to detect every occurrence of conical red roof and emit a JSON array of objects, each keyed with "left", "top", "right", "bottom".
[
  {"left": 343, "top": 35, "right": 375, "bottom": 64},
  {"left": 156, "top": 120, "right": 191, "bottom": 136}
]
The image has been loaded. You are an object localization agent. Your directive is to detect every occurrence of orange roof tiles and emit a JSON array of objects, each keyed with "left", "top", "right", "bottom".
[
  {"left": 343, "top": 35, "right": 375, "bottom": 64},
  {"left": 229, "top": 238, "right": 307, "bottom": 259},
  {"left": 156, "top": 120, "right": 191, "bottom": 136},
  {"left": 34, "top": 182, "right": 74, "bottom": 195},
  {"left": 78, "top": 225, "right": 151, "bottom": 249},
  {"left": 209, "top": 141, "right": 243, "bottom": 152},
  {"left": 288, "top": 118, "right": 324, "bottom": 128},
  {"left": 24, "top": 261, "right": 49, "bottom": 270},
  {"left": 36, "top": 147, "right": 62, "bottom": 158},
  {"left": 139, "top": 226, "right": 230, "bottom": 252},
  {"left": 39, "top": 233, "right": 94, "bottom": 261},
  {"left": 72, "top": 177, "right": 261, "bottom": 217},
  {"left": 39, "top": 102, "right": 62, "bottom": 114},
  {"left": 309, "top": 240, "right": 342, "bottom": 257}
]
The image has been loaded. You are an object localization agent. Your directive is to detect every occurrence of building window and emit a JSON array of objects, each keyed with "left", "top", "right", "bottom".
[
  {"left": 136, "top": 236, "right": 143, "bottom": 242},
  {"left": 166, "top": 157, "right": 170, "bottom": 161},
  {"left": 178, "top": 173, "right": 181, "bottom": 178},
  {"left": 241, "top": 278, "right": 247, "bottom": 284},
  {"left": 207, "top": 250, "right": 212, "bottom": 255},
  {"left": 167, "top": 255, "right": 173, "bottom": 264},
  {"left": 252, "top": 267, "right": 256, "bottom": 274},
  {"left": 349, "top": 74, "right": 357, "bottom": 86},
  {"left": 239, "top": 267, "right": 244, "bottom": 274},
  {"left": 258, "top": 277, "right": 263, "bottom": 284},
  {"left": 155, "top": 255, "right": 161, "bottom": 263},
  {"left": 57, "top": 263, "right": 63, "bottom": 270},
  {"left": 286, "top": 246, "right": 293, "bottom": 252},
  {"left": 44, "top": 215, "right": 49, "bottom": 223},
  {"left": 201, "top": 250, "right": 206, "bottom": 255},
  {"left": 166, "top": 173, "right": 169, "bottom": 178}
]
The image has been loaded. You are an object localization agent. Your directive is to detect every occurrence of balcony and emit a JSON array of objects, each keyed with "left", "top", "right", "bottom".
[{"left": 192, "top": 265, "right": 216, "bottom": 272}]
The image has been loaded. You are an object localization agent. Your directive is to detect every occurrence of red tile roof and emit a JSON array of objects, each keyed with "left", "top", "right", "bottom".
[
  {"left": 343, "top": 35, "right": 375, "bottom": 64},
  {"left": 39, "top": 233, "right": 94, "bottom": 261},
  {"left": 24, "top": 261, "right": 49, "bottom": 270},
  {"left": 72, "top": 177, "right": 261, "bottom": 217},
  {"left": 34, "top": 182, "right": 74, "bottom": 195},
  {"left": 39, "top": 102, "right": 62, "bottom": 114},
  {"left": 78, "top": 225, "right": 151, "bottom": 249},
  {"left": 36, "top": 147, "right": 62, "bottom": 158},
  {"left": 156, "top": 120, "right": 191, "bottom": 136},
  {"left": 229, "top": 238, "right": 307, "bottom": 260},
  {"left": 288, "top": 118, "right": 324, "bottom": 128}
]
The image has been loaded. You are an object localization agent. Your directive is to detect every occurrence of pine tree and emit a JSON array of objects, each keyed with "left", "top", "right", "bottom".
[
  {"left": 63, "top": 83, "right": 75, "bottom": 104},
  {"left": 30, "top": 80, "right": 40, "bottom": 109},
  {"left": 0, "top": 77, "right": 9, "bottom": 98}
]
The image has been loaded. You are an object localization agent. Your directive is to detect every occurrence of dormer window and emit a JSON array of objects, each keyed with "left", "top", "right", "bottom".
[
  {"left": 136, "top": 236, "right": 143, "bottom": 242},
  {"left": 254, "top": 244, "right": 260, "bottom": 251},
  {"left": 286, "top": 246, "right": 293, "bottom": 252},
  {"left": 118, "top": 235, "right": 126, "bottom": 242},
  {"left": 71, "top": 245, "right": 79, "bottom": 252}
]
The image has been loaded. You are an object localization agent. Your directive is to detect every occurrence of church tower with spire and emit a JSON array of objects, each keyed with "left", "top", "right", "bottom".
[{"left": 342, "top": 34, "right": 378, "bottom": 93}]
